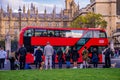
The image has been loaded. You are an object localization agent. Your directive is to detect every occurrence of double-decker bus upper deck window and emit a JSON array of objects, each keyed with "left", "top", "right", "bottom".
[
  {"left": 60, "top": 31, "right": 65, "bottom": 37},
  {"left": 93, "top": 31, "right": 107, "bottom": 38},
  {"left": 34, "top": 29, "right": 46, "bottom": 37},
  {"left": 48, "top": 30, "right": 54, "bottom": 37},
  {"left": 24, "top": 29, "right": 34, "bottom": 37},
  {"left": 54, "top": 30, "right": 60, "bottom": 37},
  {"left": 71, "top": 30, "right": 84, "bottom": 38},
  {"left": 62, "top": 30, "right": 84, "bottom": 38},
  {"left": 99, "top": 31, "right": 106, "bottom": 38},
  {"left": 93, "top": 31, "right": 99, "bottom": 38},
  {"left": 83, "top": 30, "right": 93, "bottom": 38},
  {"left": 65, "top": 30, "right": 72, "bottom": 37},
  {"left": 59, "top": 30, "right": 71, "bottom": 37}
]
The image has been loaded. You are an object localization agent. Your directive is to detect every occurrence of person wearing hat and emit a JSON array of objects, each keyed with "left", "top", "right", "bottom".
[
  {"left": 44, "top": 42, "right": 54, "bottom": 70},
  {"left": 34, "top": 46, "right": 43, "bottom": 69}
]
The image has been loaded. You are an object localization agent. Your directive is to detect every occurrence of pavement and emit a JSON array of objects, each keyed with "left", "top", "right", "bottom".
[
  {"left": 0, "top": 56, "right": 120, "bottom": 70},
  {"left": 111, "top": 56, "right": 120, "bottom": 68}
]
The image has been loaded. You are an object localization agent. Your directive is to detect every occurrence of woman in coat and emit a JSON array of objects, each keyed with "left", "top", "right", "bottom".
[
  {"left": 92, "top": 48, "right": 99, "bottom": 68},
  {"left": 71, "top": 47, "right": 79, "bottom": 69},
  {"left": 34, "top": 46, "right": 43, "bottom": 68}
]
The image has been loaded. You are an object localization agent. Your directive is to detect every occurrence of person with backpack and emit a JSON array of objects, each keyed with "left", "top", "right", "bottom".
[{"left": 18, "top": 45, "right": 27, "bottom": 69}]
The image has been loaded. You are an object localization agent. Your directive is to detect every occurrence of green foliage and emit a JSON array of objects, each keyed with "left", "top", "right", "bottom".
[
  {"left": 0, "top": 68, "right": 120, "bottom": 80},
  {"left": 100, "top": 20, "right": 107, "bottom": 29},
  {"left": 0, "top": 39, "right": 5, "bottom": 48},
  {"left": 71, "top": 12, "right": 107, "bottom": 28}
]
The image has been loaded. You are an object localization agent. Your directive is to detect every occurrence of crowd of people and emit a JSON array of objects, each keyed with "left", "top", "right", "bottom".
[{"left": 0, "top": 42, "right": 120, "bottom": 70}]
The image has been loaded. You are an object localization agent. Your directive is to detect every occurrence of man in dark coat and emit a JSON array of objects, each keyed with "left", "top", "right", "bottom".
[
  {"left": 103, "top": 45, "right": 113, "bottom": 68},
  {"left": 57, "top": 47, "right": 63, "bottom": 69},
  {"left": 18, "top": 45, "right": 27, "bottom": 69}
]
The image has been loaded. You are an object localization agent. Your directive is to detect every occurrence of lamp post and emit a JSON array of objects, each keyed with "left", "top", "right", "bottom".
[{"left": 18, "top": 6, "right": 22, "bottom": 31}]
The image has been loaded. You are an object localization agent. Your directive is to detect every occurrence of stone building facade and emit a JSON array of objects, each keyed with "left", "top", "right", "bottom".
[
  {"left": 0, "top": 0, "right": 120, "bottom": 42},
  {"left": 79, "top": 0, "right": 120, "bottom": 37},
  {"left": 0, "top": 0, "right": 79, "bottom": 40},
  {"left": 78, "top": 0, "right": 120, "bottom": 48}
]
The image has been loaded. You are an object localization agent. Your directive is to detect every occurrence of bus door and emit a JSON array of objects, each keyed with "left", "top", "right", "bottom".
[{"left": 23, "top": 29, "right": 34, "bottom": 53}]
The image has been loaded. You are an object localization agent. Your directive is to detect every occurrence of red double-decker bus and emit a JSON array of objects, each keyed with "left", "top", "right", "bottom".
[{"left": 19, "top": 26, "right": 109, "bottom": 63}]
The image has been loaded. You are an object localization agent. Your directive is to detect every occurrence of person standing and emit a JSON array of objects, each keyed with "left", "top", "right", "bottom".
[
  {"left": 9, "top": 51, "right": 16, "bottom": 70},
  {"left": 57, "top": 47, "right": 63, "bottom": 69},
  {"left": 82, "top": 46, "right": 89, "bottom": 68},
  {"left": 92, "top": 48, "right": 99, "bottom": 68},
  {"left": 103, "top": 45, "right": 113, "bottom": 68},
  {"left": 0, "top": 46, "right": 7, "bottom": 69},
  {"left": 65, "top": 46, "right": 71, "bottom": 68},
  {"left": 34, "top": 46, "right": 43, "bottom": 69},
  {"left": 44, "top": 42, "right": 54, "bottom": 70},
  {"left": 18, "top": 45, "right": 27, "bottom": 69},
  {"left": 52, "top": 49, "right": 56, "bottom": 69},
  {"left": 71, "top": 47, "right": 79, "bottom": 69}
]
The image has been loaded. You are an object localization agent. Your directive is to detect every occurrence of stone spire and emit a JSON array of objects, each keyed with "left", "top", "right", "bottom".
[
  {"left": 31, "top": 3, "right": 34, "bottom": 9},
  {"left": 0, "top": 5, "right": 3, "bottom": 13},
  {"left": 9, "top": 8, "right": 12, "bottom": 13},
  {"left": 7, "top": 4, "right": 10, "bottom": 13},
  {"left": 36, "top": 7, "right": 38, "bottom": 15},
  {"left": 52, "top": 5, "right": 56, "bottom": 19},
  {"left": 30, "top": 3, "right": 35, "bottom": 14},
  {"left": 60, "top": 8, "right": 63, "bottom": 18},
  {"left": 44, "top": 7, "right": 47, "bottom": 18},
  {"left": 65, "top": 0, "right": 73, "bottom": 10},
  {"left": 77, "top": 1, "right": 80, "bottom": 10},
  {"left": 35, "top": 7, "right": 38, "bottom": 21},
  {"left": 0, "top": 6, "right": 3, "bottom": 18},
  {"left": 9, "top": 8, "right": 12, "bottom": 17},
  {"left": 27, "top": 7, "right": 30, "bottom": 17},
  {"left": 23, "top": 4, "right": 25, "bottom": 13}
]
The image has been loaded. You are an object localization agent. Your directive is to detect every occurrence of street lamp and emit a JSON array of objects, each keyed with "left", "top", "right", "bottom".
[{"left": 18, "top": 6, "right": 22, "bottom": 31}]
